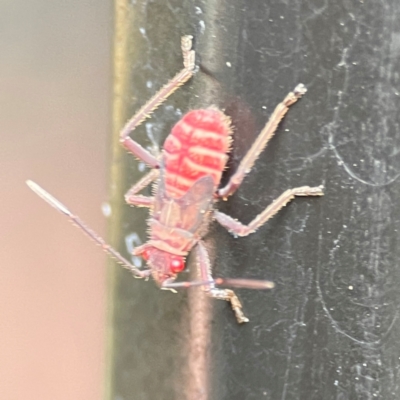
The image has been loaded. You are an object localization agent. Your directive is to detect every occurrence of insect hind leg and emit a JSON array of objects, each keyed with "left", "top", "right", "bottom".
[{"left": 196, "top": 241, "right": 249, "bottom": 323}]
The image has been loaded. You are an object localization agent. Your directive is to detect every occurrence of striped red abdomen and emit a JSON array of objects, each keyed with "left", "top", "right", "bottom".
[{"left": 162, "top": 109, "right": 232, "bottom": 198}]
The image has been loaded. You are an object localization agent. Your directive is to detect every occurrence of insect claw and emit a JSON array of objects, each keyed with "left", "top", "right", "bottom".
[
  {"left": 235, "top": 313, "right": 249, "bottom": 324},
  {"left": 181, "top": 35, "right": 196, "bottom": 71},
  {"left": 293, "top": 83, "right": 307, "bottom": 97},
  {"left": 181, "top": 35, "right": 193, "bottom": 51}
]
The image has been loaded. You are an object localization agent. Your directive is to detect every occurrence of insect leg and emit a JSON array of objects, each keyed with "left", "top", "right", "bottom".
[
  {"left": 215, "top": 185, "right": 323, "bottom": 236},
  {"left": 196, "top": 241, "right": 249, "bottom": 323},
  {"left": 218, "top": 84, "right": 307, "bottom": 199},
  {"left": 119, "top": 35, "right": 196, "bottom": 168},
  {"left": 125, "top": 169, "right": 159, "bottom": 207}
]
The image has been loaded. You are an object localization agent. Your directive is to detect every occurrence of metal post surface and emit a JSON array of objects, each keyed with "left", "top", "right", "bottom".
[{"left": 107, "top": 1, "right": 400, "bottom": 399}]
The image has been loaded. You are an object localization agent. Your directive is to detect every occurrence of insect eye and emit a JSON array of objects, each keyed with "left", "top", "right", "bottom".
[
  {"left": 141, "top": 249, "right": 150, "bottom": 261},
  {"left": 170, "top": 257, "right": 185, "bottom": 273}
]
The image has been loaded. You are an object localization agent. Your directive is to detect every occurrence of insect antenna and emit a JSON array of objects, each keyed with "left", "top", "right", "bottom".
[
  {"left": 214, "top": 278, "right": 275, "bottom": 289},
  {"left": 162, "top": 277, "right": 274, "bottom": 290},
  {"left": 26, "top": 180, "right": 147, "bottom": 278}
]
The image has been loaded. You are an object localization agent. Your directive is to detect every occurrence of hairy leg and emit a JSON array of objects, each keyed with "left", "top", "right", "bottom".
[
  {"left": 119, "top": 36, "right": 196, "bottom": 168},
  {"left": 215, "top": 185, "right": 323, "bottom": 236},
  {"left": 218, "top": 84, "right": 307, "bottom": 198},
  {"left": 195, "top": 241, "right": 249, "bottom": 323},
  {"left": 125, "top": 169, "right": 159, "bottom": 207}
]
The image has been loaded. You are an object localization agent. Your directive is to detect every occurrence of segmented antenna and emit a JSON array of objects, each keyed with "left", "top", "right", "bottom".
[
  {"left": 26, "top": 180, "right": 148, "bottom": 278},
  {"left": 26, "top": 180, "right": 275, "bottom": 290},
  {"left": 214, "top": 278, "right": 274, "bottom": 289},
  {"left": 163, "top": 278, "right": 274, "bottom": 290}
]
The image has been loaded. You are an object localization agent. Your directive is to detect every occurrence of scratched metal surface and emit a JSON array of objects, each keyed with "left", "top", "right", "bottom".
[{"left": 108, "top": 1, "right": 400, "bottom": 399}]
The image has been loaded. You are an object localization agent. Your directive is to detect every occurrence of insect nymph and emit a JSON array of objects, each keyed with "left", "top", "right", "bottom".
[{"left": 27, "top": 36, "right": 323, "bottom": 323}]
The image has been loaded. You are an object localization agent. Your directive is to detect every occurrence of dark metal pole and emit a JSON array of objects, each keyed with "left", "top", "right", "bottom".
[{"left": 107, "top": 1, "right": 400, "bottom": 399}]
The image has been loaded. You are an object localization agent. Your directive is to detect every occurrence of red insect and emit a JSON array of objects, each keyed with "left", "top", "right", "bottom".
[{"left": 27, "top": 36, "right": 323, "bottom": 323}]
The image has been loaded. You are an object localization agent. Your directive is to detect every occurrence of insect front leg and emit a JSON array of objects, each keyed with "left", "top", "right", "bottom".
[
  {"left": 119, "top": 35, "right": 196, "bottom": 168},
  {"left": 215, "top": 185, "right": 323, "bottom": 236},
  {"left": 125, "top": 169, "right": 159, "bottom": 207},
  {"left": 196, "top": 241, "right": 249, "bottom": 323},
  {"left": 218, "top": 84, "right": 307, "bottom": 199}
]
